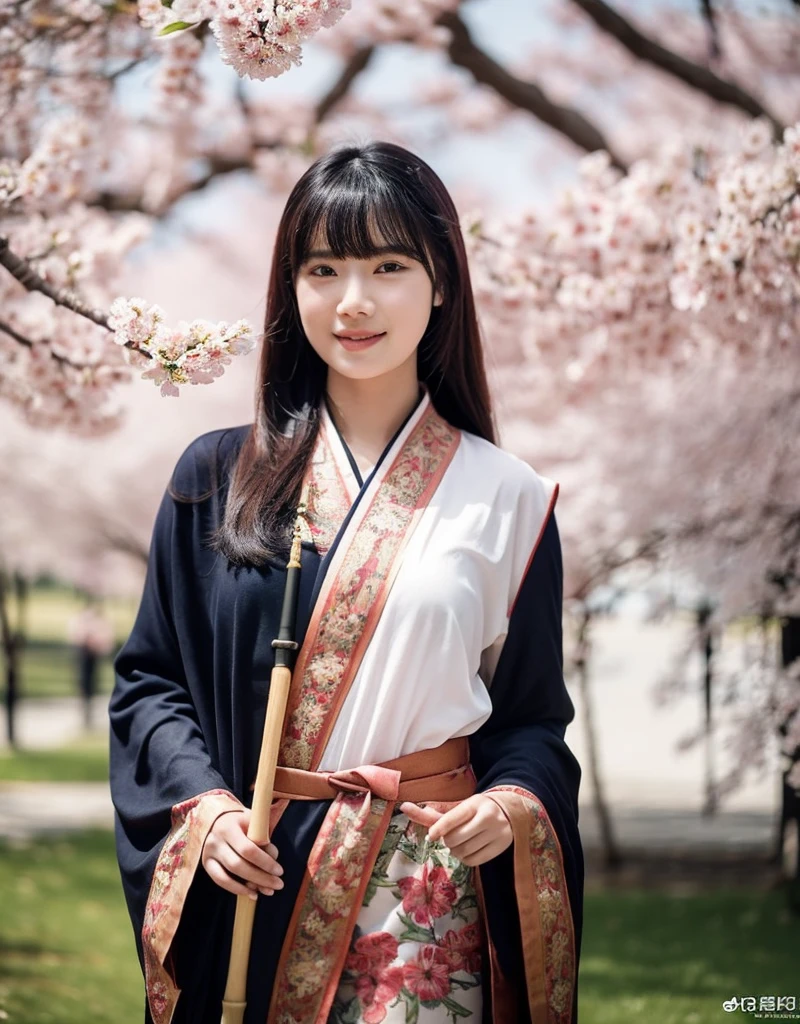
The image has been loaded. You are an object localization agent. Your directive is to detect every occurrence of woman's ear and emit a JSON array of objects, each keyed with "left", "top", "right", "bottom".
[{"left": 433, "top": 289, "right": 444, "bottom": 307}]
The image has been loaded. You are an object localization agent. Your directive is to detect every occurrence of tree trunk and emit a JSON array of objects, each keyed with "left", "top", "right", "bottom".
[
  {"left": 775, "top": 617, "right": 800, "bottom": 905},
  {"left": 0, "top": 568, "right": 28, "bottom": 751},
  {"left": 575, "top": 606, "right": 623, "bottom": 869},
  {"left": 698, "top": 602, "right": 717, "bottom": 817}
]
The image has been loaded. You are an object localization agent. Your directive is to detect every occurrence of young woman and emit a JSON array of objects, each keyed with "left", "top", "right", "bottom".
[{"left": 109, "top": 140, "right": 583, "bottom": 1024}]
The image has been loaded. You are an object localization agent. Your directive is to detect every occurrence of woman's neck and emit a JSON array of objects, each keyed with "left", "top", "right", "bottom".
[{"left": 325, "top": 366, "right": 421, "bottom": 463}]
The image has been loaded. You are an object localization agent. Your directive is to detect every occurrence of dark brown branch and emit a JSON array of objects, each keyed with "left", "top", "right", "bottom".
[
  {"left": 700, "top": 0, "right": 721, "bottom": 60},
  {"left": 95, "top": 45, "right": 377, "bottom": 214},
  {"left": 0, "top": 318, "right": 93, "bottom": 370},
  {"left": 314, "top": 43, "right": 375, "bottom": 121},
  {"left": 0, "top": 236, "right": 110, "bottom": 328},
  {"left": 0, "top": 237, "right": 153, "bottom": 359},
  {"left": 436, "top": 11, "right": 628, "bottom": 172},
  {"left": 570, "top": 0, "right": 785, "bottom": 138}
]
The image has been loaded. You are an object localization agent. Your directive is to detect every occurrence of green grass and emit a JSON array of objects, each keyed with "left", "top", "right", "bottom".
[
  {"left": 0, "top": 828, "right": 798, "bottom": 1024},
  {"left": 0, "top": 737, "right": 109, "bottom": 782},
  {"left": 580, "top": 886, "right": 799, "bottom": 1023},
  {"left": 0, "top": 830, "right": 144, "bottom": 1024}
]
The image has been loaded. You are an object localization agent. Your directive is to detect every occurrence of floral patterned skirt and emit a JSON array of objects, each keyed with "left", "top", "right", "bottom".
[{"left": 327, "top": 807, "right": 484, "bottom": 1024}]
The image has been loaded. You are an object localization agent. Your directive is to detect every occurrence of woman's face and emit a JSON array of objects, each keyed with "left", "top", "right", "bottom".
[{"left": 294, "top": 228, "right": 443, "bottom": 383}]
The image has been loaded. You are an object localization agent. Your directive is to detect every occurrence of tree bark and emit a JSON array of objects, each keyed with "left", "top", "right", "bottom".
[
  {"left": 697, "top": 602, "right": 717, "bottom": 817},
  {"left": 438, "top": 11, "right": 628, "bottom": 172},
  {"left": 0, "top": 569, "right": 28, "bottom": 751},
  {"left": 775, "top": 617, "right": 800, "bottom": 905},
  {"left": 575, "top": 605, "right": 623, "bottom": 868},
  {"left": 570, "top": 0, "right": 784, "bottom": 137}
]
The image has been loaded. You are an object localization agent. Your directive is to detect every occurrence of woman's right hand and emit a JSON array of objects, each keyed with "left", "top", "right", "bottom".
[{"left": 201, "top": 808, "right": 284, "bottom": 900}]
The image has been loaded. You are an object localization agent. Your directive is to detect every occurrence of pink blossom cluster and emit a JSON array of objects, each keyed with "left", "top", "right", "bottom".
[
  {"left": 465, "top": 119, "right": 800, "bottom": 404},
  {"left": 0, "top": 201, "right": 150, "bottom": 433},
  {"left": 138, "top": 0, "right": 352, "bottom": 80},
  {"left": 108, "top": 297, "right": 255, "bottom": 396},
  {"left": 151, "top": 34, "right": 205, "bottom": 115},
  {"left": 313, "top": 0, "right": 460, "bottom": 59},
  {"left": 12, "top": 115, "right": 100, "bottom": 213}
]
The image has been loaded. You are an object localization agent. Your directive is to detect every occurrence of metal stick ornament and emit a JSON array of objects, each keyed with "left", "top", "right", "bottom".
[{"left": 220, "top": 501, "right": 308, "bottom": 1024}]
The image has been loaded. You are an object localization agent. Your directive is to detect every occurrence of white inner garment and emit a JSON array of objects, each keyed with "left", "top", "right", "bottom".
[{"left": 315, "top": 393, "right": 557, "bottom": 772}]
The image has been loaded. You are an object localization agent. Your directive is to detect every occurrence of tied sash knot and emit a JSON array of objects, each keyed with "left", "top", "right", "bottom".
[{"left": 322, "top": 764, "right": 401, "bottom": 802}]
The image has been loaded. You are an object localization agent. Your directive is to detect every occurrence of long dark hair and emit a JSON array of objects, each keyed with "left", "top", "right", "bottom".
[{"left": 215, "top": 140, "right": 496, "bottom": 566}]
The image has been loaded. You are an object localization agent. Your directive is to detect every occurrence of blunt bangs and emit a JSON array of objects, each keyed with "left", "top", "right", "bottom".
[{"left": 289, "top": 158, "right": 438, "bottom": 285}]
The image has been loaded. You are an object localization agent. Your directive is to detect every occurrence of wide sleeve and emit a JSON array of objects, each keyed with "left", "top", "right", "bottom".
[
  {"left": 108, "top": 438, "right": 244, "bottom": 1024},
  {"left": 469, "top": 504, "right": 583, "bottom": 1024}
]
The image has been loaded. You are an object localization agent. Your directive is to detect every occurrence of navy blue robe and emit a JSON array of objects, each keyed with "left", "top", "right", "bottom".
[{"left": 109, "top": 418, "right": 583, "bottom": 1023}]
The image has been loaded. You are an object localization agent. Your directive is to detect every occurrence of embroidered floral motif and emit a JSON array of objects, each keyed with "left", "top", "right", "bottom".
[
  {"left": 280, "top": 405, "right": 460, "bottom": 771},
  {"left": 142, "top": 788, "right": 244, "bottom": 1024},
  {"left": 303, "top": 429, "right": 353, "bottom": 555},
  {"left": 396, "top": 864, "right": 457, "bottom": 927},
  {"left": 484, "top": 785, "right": 575, "bottom": 1023},
  {"left": 328, "top": 808, "right": 482, "bottom": 1024},
  {"left": 268, "top": 790, "right": 394, "bottom": 1023}
]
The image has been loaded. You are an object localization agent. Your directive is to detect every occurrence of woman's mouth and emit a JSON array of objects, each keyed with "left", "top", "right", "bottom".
[{"left": 334, "top": 332, "right": 386, "bottom": 351}]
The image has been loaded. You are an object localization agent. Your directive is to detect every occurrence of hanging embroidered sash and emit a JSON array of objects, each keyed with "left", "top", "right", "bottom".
[{"left": 265, "top": 397, "right": 463, "bottom": 1023}]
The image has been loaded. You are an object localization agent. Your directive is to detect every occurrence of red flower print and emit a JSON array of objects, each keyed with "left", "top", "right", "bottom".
[
  {"left": 345, "top": 931, "right": 399, "bottom": 976},
  {"left": 396, "top": 864, "right": 457, "bottom": 926},
  {"left": 354, "top": 964, "right": 404, "bottom": 1024},
  {"left": 403, "top": 945, "right": 452, "bottom": 1002},
  {"left": 439, "top": 922, "right": 482, "bottom": 973}
]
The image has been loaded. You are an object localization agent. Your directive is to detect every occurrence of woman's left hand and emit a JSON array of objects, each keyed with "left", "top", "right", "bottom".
[{"left": 399, "top": 794, "right": 513, "bottom": 867}]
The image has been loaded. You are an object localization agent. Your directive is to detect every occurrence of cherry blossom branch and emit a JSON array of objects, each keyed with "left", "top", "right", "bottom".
[
  {"left": 757, "top": 186, "right": 800, "bottom": 225},
  {"left": 93, "top": 154, "right": 254, "bottom": 213},
  {"left": 0, "top": 318, "right": 92, "bottom": 370},
  {"left": 569, "top": 0, "right": 785, "bottom": 137},
  {"left": 94, "top": 43, "right": 376, "bottom": 215},
  {"left": 699, "top": 0, "right": 721, "bottom": 60},
  {"left": 437, "top": 11, "right": 628, "bottom": 172},
  {"left": 314, "top": 43, "right": 375, "bottom": 121},
  {"left": 0, "top": 236, "right": 111, "bottom": 331}
]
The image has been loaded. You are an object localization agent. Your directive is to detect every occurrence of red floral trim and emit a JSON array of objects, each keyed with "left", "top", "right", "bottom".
[
  {"left": 483, "top": 785, "right": 575, "bottom": 1023},
  {"left": 267, "top": 790, "right": 396, "bottom": 1023},
  {"left": 142, "top": 788, "right": 244, "bottom": 1024},
  {"left": 279, "top": 404, "right": 460, "bottom": 771},
  {"left": 303, "top": 428, "right": 353, "bottom": 556}
]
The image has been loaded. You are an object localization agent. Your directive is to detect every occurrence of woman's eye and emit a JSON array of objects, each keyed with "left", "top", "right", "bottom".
[{"left": 308, "top": 261, "right": 405, "bottom": 277}]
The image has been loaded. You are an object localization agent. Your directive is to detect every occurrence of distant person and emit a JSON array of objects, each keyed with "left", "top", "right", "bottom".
[{"left": 68, "top": 597, "right": 114, "bottom": 729}]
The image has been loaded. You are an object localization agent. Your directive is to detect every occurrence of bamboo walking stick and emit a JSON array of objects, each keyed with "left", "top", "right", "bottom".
[{"left": 220, "top": 502, "right": 307, "bottom": 1024}]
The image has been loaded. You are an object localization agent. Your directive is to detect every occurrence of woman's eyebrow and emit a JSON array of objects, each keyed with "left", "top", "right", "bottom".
[{"left": 303, "top": 244, "right": 407, "bottom": 261}]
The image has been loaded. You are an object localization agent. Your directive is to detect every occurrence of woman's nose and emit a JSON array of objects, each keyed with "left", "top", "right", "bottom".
[{"left": 336, "top": 277, "right": 375, "bottom": 317}]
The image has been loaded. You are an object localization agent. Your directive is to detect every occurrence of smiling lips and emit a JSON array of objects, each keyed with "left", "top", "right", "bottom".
[{"left": 334, "top": 331, "right": 386, "bottom": 351}]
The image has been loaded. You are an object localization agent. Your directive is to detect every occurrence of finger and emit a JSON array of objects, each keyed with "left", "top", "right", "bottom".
[
  {"left": 204, "top": 858, "right": 259, "bottom": 900},
  {"left": 220, "top": 848, "right": 285, "bottom": 892},
  {"left": 460, "top": 839, "right": 506, "bottom": 864},
  {"left": 447, "top": 831, "right": 495, "bottom": 861},
  {"left": 399, "top": 802, "right": 442, "bottom": 827},
  {"left": 428, "top": 799, "right": 480, "bottom": 842},
  {"left": 229, "top": 832, "right": 283, "bottom": 877},
  {"left": 435, "top": 820, "right": 486, "bottom": 849},
  {"left": 455, "top": 839, "right": 497, "bottom": 867}
]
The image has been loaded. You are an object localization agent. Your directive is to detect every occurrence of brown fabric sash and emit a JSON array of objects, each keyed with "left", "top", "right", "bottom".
[{"left": 251, "top": 735, "right": 475, "bottom": 803}]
